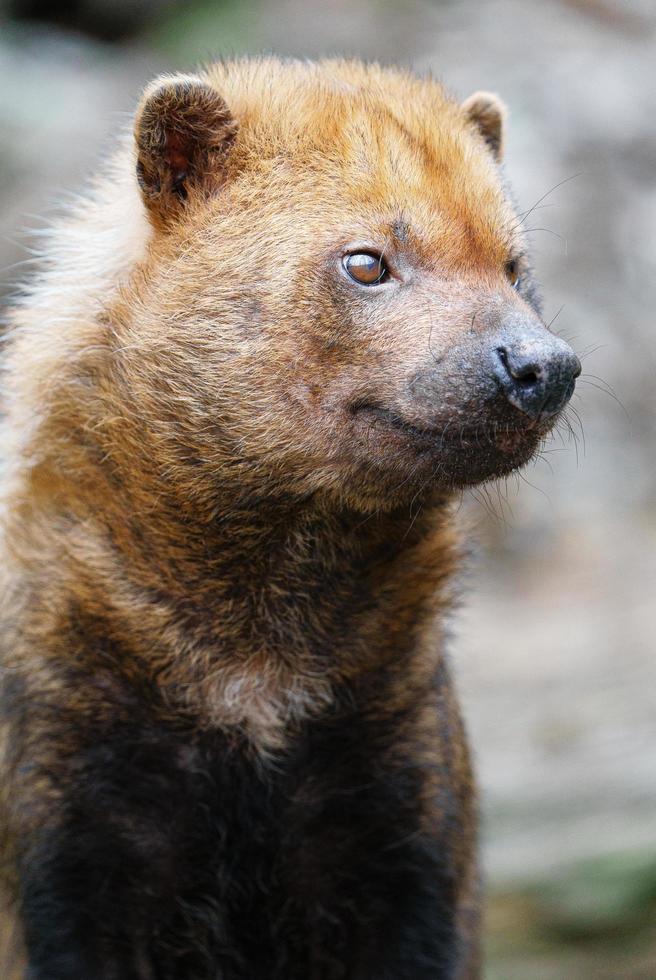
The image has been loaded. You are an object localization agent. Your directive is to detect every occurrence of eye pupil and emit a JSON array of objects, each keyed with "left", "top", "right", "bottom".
[
  {"left": 344, "top": 252, "right": 387, "bottom": 285},
  {"left": 506, "top": 258, "right": 520, "bottom": 289}
]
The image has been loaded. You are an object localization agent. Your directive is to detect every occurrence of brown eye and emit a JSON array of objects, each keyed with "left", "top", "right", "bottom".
[
  {"left": 343, "top": 252, "right": 388, "bottom": 286},
  {"left": 505, "top": 258, "right": 521, "bottom": 289}
]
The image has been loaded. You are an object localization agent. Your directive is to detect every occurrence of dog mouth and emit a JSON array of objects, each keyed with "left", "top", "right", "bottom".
[{"left": 352, "top": 402, "right": 542, "bottom": 453}]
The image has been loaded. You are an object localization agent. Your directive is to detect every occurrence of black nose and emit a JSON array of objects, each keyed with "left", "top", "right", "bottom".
[{"left": 492, "top": 337, "right": 581, "bottom": 421}]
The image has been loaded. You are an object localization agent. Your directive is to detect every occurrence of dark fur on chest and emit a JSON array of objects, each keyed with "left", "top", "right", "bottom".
[{"left": 19, "top": 670, "right": 466, "bottom": 980}]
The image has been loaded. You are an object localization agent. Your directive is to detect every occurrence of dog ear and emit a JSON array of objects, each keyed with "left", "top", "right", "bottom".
[
  {"left": 462, "top": 91, "right": 506, "bottom": 162},
  {"left": 134, "top": 74, "right": 238, "bottom": 227}
]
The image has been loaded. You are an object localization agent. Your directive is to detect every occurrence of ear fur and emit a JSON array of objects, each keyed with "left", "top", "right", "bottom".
[
  {"left": 134, "top": 73, "right": 238, "bottom": 227},
  {"left": 462, "top": 91, "right": 506, "bottom": 162}
]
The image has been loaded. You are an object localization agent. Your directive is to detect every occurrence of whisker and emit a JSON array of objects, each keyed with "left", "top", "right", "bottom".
[
  {"left": 517, "top": 173, "right": 583, "bottom": 228},
  {"left": 517, "top": 469, "right": 552, "bottom": 504},
  {"left": 523, "top": 227, "right": 568, "bottom": 251},
  {"left": 578, "top": 343, "right": 607, "bottom": 360},
  {"left": 568, "top": 404, "right": 586, "bottom": 448},
  {"left": 534, "top": 449, "right": 555, "bottom": 476},
  {"left": 578, "top": 375, "right": 629, "bottom": 418},
  {"left": 546, "top": 305, "right": 565, "bottom": 330},
  {"left": 563, "top": 406, "right": 580, "bottom": 469}
]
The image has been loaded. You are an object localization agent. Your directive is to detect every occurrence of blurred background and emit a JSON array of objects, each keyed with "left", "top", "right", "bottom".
[{"left": 1, "top": 0, "right": 654, "bottom": 975}]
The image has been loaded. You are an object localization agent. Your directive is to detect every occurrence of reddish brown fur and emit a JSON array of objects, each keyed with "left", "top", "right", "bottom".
[{"left": 0, "top": 58, "right": 550, "bottom": 978}]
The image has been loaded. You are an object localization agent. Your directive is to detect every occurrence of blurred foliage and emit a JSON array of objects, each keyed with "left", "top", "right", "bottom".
[
  {"left": 486, "top": 850, "right": 656, "bottom": 978},
  {"left": 146, "top": 0, "right": 261, "bottom": 65}
]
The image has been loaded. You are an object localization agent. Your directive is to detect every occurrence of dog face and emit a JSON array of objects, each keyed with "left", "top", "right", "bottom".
[{"left": 124, "top": 61, "right": 578, "bottom": 510}]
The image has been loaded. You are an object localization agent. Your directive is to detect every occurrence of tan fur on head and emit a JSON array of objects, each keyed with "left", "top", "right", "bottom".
[
  {"left": 135, "top": 73, "right": 238, "bottom": 228},
  {"left": 462, "top": 90, "right": 507, "bottom": 161}
]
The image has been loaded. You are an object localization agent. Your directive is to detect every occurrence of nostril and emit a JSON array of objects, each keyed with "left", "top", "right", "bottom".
[
  {"left": 496, "top": 347, "right": 541, "bottom": 389},
  {"left": 496, "top": 347, "right": 511, "bottom": 376},
  {"left": 514, "top": 367, "right": 539, "bottom": 389}
]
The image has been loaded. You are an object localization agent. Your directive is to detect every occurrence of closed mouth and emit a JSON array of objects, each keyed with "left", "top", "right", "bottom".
[{"left": 352, "top": 403, "right": 535, "bottom": 450}]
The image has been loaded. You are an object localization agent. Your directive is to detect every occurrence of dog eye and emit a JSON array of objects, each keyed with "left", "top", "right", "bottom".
[
  {"left": 505, "top": 258, "right": 521, "bottom": 289},
  {"left": 343, "top": 252, "right": 388, "bottom": 286}
]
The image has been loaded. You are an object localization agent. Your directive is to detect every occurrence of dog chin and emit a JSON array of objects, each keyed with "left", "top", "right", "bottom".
[{"left": 349, "top": 404, "right": 551, "bottom": 496}]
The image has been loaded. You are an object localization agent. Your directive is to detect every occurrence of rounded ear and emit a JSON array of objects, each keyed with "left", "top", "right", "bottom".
[
  {"left": 462, "top": 91, "right": 506, "bottom": 162},
  {"left": 134, "top": 73, "right": 238, "bottom": 227}
]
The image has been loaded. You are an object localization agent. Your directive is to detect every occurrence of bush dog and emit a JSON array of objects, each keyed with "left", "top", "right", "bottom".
[{"left": 0, "top": 58, "right": 580, "bottom": 979}]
